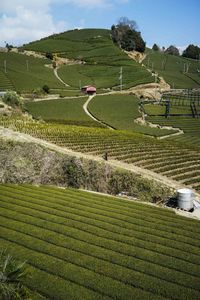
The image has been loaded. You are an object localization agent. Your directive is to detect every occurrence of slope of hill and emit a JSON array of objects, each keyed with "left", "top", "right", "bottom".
[
  {"left": 143, "top": 49, "right": 200, "bottom": 89},
  {"left": 1, "top": 116, "right": 200, "bottom": 191},
  {"left": 0, "top": 184, "right": 200, "bottom": 300},
  {"left": 26, "top": 97, "right": 103, "bottom": 127},
  {"left": 0, "top": 52, "right": 64, "bottom": 92},
  {"left": 88, "top": 94, "right": 177, "bottom": 136},
  {"left": 22, "top": 29, "right": 153, "bottom": 89}
]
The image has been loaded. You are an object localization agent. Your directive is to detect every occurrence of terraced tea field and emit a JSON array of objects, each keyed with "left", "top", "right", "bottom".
[
  {"left": 0, "top": 70, "right": 14, "bottom": 91},
  {"left": 88, "top": 95, "right": 177, "bottom": 136},
  {"left": 0, "top": 52, "right": 63, "bottom": 92},
  {"left": 147, "top": 116, "right": 200, "bottom": 146},
  {"left": 22, "top": 28, "right": 153, "bottom": 89},
  {"left": 57, "top": 64, "right": 152, "bottom": 89},
  {"left": 0, "top": 184, "right": 200, "bottom": 299},
  {"left": 144, "top": 49, "right": 200, "bottom": 89},
  {"left": 0, "top": 116, "right": 200, "bottom": 191},
  {"left": 25, "top": 97, "right": 102, "bottom": 127}
]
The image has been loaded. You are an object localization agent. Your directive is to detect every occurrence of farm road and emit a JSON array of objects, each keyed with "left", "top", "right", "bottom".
[
  {"left": 83, "top": 95, "right": 114, "bottom": 130},
  {"left": 54, "top": 68, "right": 70, "bottom": 87}
]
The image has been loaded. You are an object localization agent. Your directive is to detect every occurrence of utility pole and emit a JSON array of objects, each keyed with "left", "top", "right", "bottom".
[
  {"left": 147, "top": 57, "right": 150, "bottom": 68},
  {"left": 119, "top": 67, "right": 123, "bottom": 92},
  {"left": 183, "top": 63, "right": 186, "bottom": 73},
  {"left": 26, "top": 60, "right": 29, "bottom": 72},
  {"left": 186, "top": 62, "right": 191, "bottom": 73},
  {"left": 4, "top": 60, "right": 7, "bottom": 73},
  {"left": 162, "top": 60, "right": 166, "bottom": 70}
]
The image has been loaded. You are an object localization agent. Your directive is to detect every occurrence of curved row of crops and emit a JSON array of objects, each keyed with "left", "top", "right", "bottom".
[
  {"left": 147, "top": 116, "right": 200, "bottom": 146},
  {"left": 0, "top": 184, "right": 200, "bottom": 299},
  {"left": 0, "top": 116, "right": 200, "bottom": 190}
]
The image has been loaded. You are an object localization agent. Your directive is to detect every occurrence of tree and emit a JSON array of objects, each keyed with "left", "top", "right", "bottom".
[
  {"left": 5, "top": 43, "right": 13, "bottom": 52},
  {"left": 165, "top": 45, "right": 179, "bottom": 56},
  {"left": 42, "top": 84, "right": 50, "bottom": 94},
  {"left": 117, "top": 17, "right": 138, "bottom": 31},
  {"left": 152, "top": 44, "right": 160, "bottom": 51},
  {"left": 182, "top": 44, "right": 200, "bottom": 60},
  {"left": 2, "top": 91, "right": 23, "bottom": 108},
  {"left": 111, "top": 17, "right": 146, "bottom": 53},
  {"left": 45, "top": 52, "right": 54, "bottom": 60}
]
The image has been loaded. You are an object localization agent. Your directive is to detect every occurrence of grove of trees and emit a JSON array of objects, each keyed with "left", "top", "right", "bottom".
[
  {"left": 182, "top": 44, "right": 200, "bottom": 60},
  {"left": 165, "top": 45, "right": 179, "bottom": 56},
  {"left": 111, "top": 17, "right": 146, "bottom": 53}
]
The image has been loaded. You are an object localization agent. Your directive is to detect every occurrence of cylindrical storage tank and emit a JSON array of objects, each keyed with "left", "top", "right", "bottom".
[{"left": 177, "top": 188, "right": 193, "bottom": 211}]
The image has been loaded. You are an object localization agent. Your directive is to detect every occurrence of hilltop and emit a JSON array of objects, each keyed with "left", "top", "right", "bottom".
[{"left": 0, "top": 28, "right": 199, "bottom": 93}]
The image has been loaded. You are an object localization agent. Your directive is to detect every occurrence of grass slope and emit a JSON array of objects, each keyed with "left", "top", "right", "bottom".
[
  {"left": 144, "top": 49, "right": 200, "bottom": 89},
  {"left": 88, "top": 94, "right": 177, "bottom": 136},
  {"left": 0, "top": 184, "right": 200, "bottom": 300},
  {"left": 22, "top": 29, "right": 153, "bottom": 89},
  {"left": 147, "top": 115, "right": 200, "bottom": 146},
  {"left": 25, "top": 98, "right": 102, "bottom": 127},
  {"left": 0, "top": 52, "right": 63, "bottom": 92}
]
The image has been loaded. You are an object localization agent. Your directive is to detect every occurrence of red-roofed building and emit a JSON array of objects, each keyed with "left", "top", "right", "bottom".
[
  {"left": 86, "top": 86, "right": 96, "bottom": 95},
  {"left": 81, "top": 85, "right": 96, "bottom": 95}
]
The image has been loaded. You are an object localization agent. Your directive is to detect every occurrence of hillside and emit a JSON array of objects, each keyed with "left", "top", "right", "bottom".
[
  {"left": 0, "top": 52, "right": 65, "bottom": 92},
  {"left": 143, "top": 49, "right": 200, "bottom": 89},
  {"left": 21, "top": 29, "right": 153, "bottom": 90},
  {"left": 0, "top": 184, "right": 200, "bottom": 300},
  {"left": 0, "top": 29, "right": 199, "bottom": 92},
  {"left": 1, "top": 17, "right": 200, "bottom": 300}
]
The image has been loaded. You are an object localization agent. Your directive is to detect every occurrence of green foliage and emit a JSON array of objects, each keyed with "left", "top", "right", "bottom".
[
  {"left": 0, "top": 71, "right": 14, "bottom": 91},
  {"left": 88, "top": 94, "right": 177, "bottom": 136},
  {"left": 0, "top": 249, "right": 29, "bottom": 300},
  {"left": 144, "top": 48, "right": 200, "bottom": 88},
  {"left": 22, "top": 28, "right": 151, "bottom": 89},
  {"left": 165, "top": 45, "right": 179, "bottom": 56},
  {"left": 0, "top": 116, "right": 200, "bottom": 190},
  {"left": 183, "top": 44, "right": 200, "bottom": 60},
  {"left": 45, "top": 52, "right": 53, "bottom": 60},
  {"left": 111, "top": 18, "right": 145, "bottom": 53},
  {"left": 147, "top": 115, "right": 200, "bottom": 147},
  {"left": 25, "top": 97, "right": 102, "bottom": 127},
  {"left": 2, "top": 91, "right": 23, "bottom": 108},
  {"left": 0, "top": 52, "right": 64, "bottom": 92},
  {"left": 58, "top": 64, "right": 152, "bottom": 89},
  {"left": 0, "top": 184, "right": 200, "bottom": 299},
  {"left": 42, "top": 84, "right": 50, "bottom": 94},
  {"left": 152, "top": 44, "right": 160, "bottom": 51}
]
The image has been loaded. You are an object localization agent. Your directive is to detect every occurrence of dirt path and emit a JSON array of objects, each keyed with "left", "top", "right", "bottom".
[
  {"left": 83, "top": 95, "right": 114, "bottom": 130},
  {"left": 54, "top": 68, "right": 70, "bottom": 87}
]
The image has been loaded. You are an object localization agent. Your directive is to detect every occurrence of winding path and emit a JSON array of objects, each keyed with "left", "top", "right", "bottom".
[
  {"left": 54, "top": 68, "right": 70, "bottom": 87},
  {"left": 83, "top": 95, "right": 114, "bottom": 130}
]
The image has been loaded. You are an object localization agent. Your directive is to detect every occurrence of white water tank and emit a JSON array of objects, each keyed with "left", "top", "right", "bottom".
[{"left": 177, "top": 188, "right": 193, "bottom": 211}]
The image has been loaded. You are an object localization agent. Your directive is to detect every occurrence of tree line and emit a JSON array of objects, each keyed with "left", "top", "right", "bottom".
[
  {"left": 110, "top": 17, "right": 199, "bottom": 61},
  {"left": 152, "top": 43, "right": 200, "bottom": 60}
]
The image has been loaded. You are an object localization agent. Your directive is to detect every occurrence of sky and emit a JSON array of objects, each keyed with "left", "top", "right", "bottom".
[{"left": 0, "top": 0, "right": 200, "bottom": 50}]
